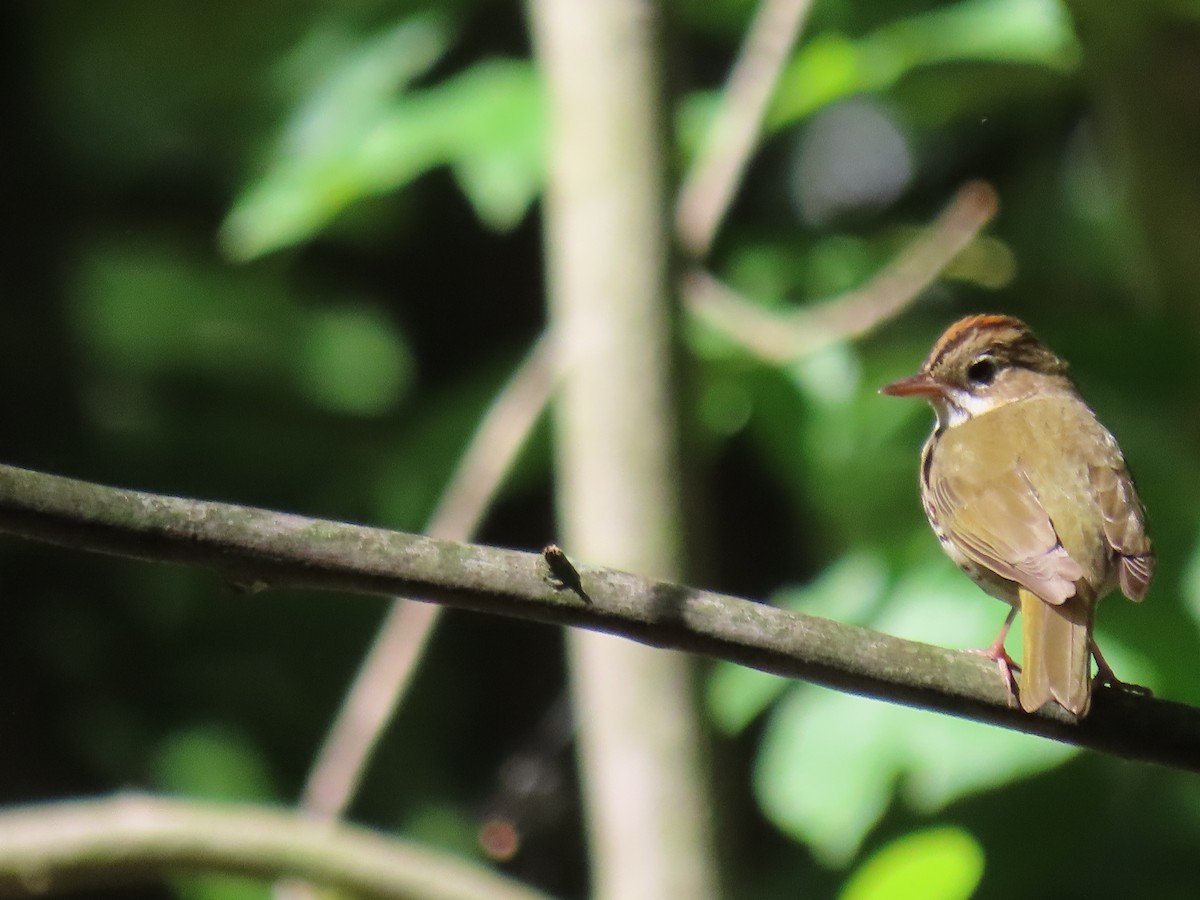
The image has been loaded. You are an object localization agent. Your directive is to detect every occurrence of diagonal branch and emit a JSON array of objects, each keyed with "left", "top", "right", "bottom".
[
  {"left": 0, "top": 463, "right": 1196, "bottom": 772},
  {"left": 0, "top": 793, "right": 554, "bottom": 900},
  {"left": 684, "top": 180, "right": 999, "bottom": 362},
  {"left": 299, "top": 12, "right": 996, "bottom": 837},
  {"left": 676, "top": 0, "right": 818, "bottom": 258},
  {"left": 298, "top": 334, "right": 555, "bottom": 822}
]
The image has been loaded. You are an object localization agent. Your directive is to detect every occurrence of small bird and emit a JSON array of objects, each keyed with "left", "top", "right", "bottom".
[{"left": 881, "top": 315, "right": 1153, "bottom": 716}]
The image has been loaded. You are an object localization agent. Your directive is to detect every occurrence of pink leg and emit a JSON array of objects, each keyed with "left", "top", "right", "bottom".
[{"left": 967, "top": 607, "right": 1020, "bottom": 705}]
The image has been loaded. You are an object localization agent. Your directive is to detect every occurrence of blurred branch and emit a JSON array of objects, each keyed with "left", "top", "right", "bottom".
[
  {"left": 675, "top": 0, "right": 817, "bottom": 258},
  {"left": 298, "top": 335, "right": 555, "bottom": 822},
  {"left": 0, "top": 793, "right": 553, "bottom": 900},
  {"left": 0, "top": 464, "right": 1198, "bottom": 772},
  {"left": 295, "top": 0, "right": 821, "bottom": 883},
  {"left": 297, "top": 33, "right": 996, "bottom": 848},
  {"left": 684, "top": 180, "right": 999, "bottom": 361},
  {"left": 530, "top": 0, "right": 720, "bottom": 897},
  {"left": 424, "top": 337, "right": 556, "bottom": 542},
  {"left": 294, "top": 0, "right": 820, "bottom": 863}
]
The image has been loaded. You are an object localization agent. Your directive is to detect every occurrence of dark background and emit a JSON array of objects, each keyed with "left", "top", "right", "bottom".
[{"left": 1, "top": 1, "right": 1197, "bottom": 898}]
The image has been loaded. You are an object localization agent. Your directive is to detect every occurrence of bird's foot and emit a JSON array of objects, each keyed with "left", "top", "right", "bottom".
[
  {"left": 1095, "top": 672, "right": 1153, "bottom": 698},
  {"left": 967, "top": 637, "right": 1021, "bottom": 707},
  {"left": 1091, "top": 640, "right": 1153, "bottom": 698}
]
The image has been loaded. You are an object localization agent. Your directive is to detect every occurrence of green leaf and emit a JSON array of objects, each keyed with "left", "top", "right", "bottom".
[
  {"left": 222, "top": 15, "right": 544, "bottom": 258},
  {"left": 72, "top": 240, "right": 413, "bottom": 417},
  {"left": 445, "top": 63, "right": 545, "bottom": 230},
  {"left": 405, "top": 802, "right": 484, "bottom": 860},
  {"left": 297, "top": 305, "right": 414, "bottom": 416},
  {"left": 752, "top": 559, "right": 1085, "bottom": 863},
  {"left": 1180, "top": 528, "right": 1200, "bottom": 634},
  {"left": 221, "top": 15, "right": 450, "bottom": 260},
  {"left": 776, "top": 550, "right": 889, "bottom": 624},
  {"left": 838, "top": 827, "right": 985, "bottom": 900},
  {"left": 72, "top": 241, "right": 296, "bottom": 384},
  {"left": 171, "top": 875, "right": 270, "bottom": 900},
  {"left": 276, "top": 15, "right": 450, "bottom": 154},
  {"left": 756, "top": 686, "right": 901, "bottom": 867},
  {"left": 867, "top": 564, "right": 1081, "bottom": 809},
  {"left": 152, "top": 724, "right": 277, "bottom": 802},
  {"left": 766, "top": 0, "right": 1079, "bottom": 130},
  {"left": 789, "top": 342, "right": 863, "bottom": 409},
  {"left": 707, "top": 663, "right": 788, "bottom": 738}
]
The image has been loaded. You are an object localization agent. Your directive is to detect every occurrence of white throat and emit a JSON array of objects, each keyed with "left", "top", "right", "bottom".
[{"left": 931, "top": 388, "right": 1002, "bottom": 429}]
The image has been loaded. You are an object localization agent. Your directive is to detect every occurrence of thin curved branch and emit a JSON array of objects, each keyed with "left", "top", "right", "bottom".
[
  {"left": 685, "top": 180, "right": 1000, "bottom": 361},
  {"left": 0, "top": 463, "right": 1196, "bottom": 771},
  {"left": 302, "top": 172, "right": 995, "bottom": 830},
  {"left": 424, "top": 335, "right": 556, "bottom": 542},
  {"left": 299, "top": 334, "right": 555, "bottom": 821},
  {"left": 0, "top": 793, "right": 553, "bottom": 900},
  {"left": 676, "top": 0, "right": 817, "bottom": 258}
]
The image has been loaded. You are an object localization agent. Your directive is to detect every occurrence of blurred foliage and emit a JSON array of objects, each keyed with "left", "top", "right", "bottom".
[
  {"left": 3, "top": 0, "right": 1199, "bottom": 899},
  {"left": 222, "top": 15, "right": 544, "bottom": 258},
  {"left": 710, "top": 555, "right": 1094, "bottom": 864},
  {"left": 838, "top": 826, "right": 984, "bottom": 900}
]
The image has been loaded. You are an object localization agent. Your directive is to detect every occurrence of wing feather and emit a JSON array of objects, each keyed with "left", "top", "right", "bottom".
[
  {"left": 1089, "top": 457, "right": 1154, "bottom": 601},
  {"left": 931, "top": 469, "right": 1084, "bottom": 605}
]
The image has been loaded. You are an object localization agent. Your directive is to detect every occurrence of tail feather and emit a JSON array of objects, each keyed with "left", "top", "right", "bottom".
[{"left": 1019, "top": 587, "right": 1093, "bottom": 716}]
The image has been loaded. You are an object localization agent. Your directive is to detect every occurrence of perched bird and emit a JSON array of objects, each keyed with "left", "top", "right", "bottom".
[{"left": 881, "top": 314, "right": 1153, "bottom": 716}]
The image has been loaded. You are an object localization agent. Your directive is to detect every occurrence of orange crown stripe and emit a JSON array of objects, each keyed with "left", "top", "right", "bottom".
[{"left": 927, "top": 314, "right": 1029, "bottom": 362}]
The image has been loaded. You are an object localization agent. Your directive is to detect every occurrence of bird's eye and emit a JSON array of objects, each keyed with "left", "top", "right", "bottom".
[{"left": 966, "top": 358, "right": 998, "bottom": 386}]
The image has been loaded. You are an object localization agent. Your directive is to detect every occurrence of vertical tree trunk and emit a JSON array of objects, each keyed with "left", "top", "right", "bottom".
[{"left": 529, "top": 2, "right": 721, "bottom": 898}]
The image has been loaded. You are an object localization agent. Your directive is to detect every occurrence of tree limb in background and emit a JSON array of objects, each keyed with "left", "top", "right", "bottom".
[
  {"left": 0, "top": 794, "right": 555, "bottom": 900},
  {"left": 0, "top": 463, "right": 1196, "bottom": 773},
  {"left": 297, "top": 0, "right": 819, "bottom": 843},
  {"left": 297, "top": 334, "right": 555, "bottom": 825},
  {"left": 276, "top": 1, "right": 986, "bottom": 882},
  {"left": 676, "top": 0, "right": 817, "bottom": 258},
  {"left": 296, "top": 4, "right": 986, "bottom": 843},
  {"left": 530, "top": 0, "right": 721, "bottom": 897},
  {"left": 685, "top": 180, "right": 1000, "bottom": 362}
]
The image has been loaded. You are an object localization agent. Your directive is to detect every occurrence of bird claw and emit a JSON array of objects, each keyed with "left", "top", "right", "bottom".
[
  {"left": 1091, "top": 640, "right": 1153, "bottom": 698},
  {"left": 962, "top": 608, "right": 1023, "bottom": 706},
  {"left": 1094, "top": 668, "right": 1154, "bottom": 698},
  {"left": 966, "top": 643, "right": 1022, "bottom": 707}
]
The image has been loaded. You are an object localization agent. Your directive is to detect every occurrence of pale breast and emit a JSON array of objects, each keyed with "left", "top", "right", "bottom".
[{"left": 920, "top": 430, "right": 1021, "bottom": 606}]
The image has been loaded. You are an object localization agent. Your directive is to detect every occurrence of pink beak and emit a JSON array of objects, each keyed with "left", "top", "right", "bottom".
[{"left": 879, "top": 373, "right": 942, "bottom": 398}]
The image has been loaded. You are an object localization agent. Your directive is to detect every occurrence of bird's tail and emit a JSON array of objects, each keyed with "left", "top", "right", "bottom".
[{"left": 1018, "top": 586, "right": 1093, "bottom": 716}]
